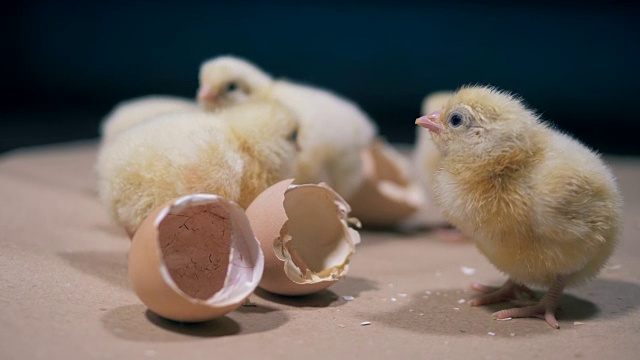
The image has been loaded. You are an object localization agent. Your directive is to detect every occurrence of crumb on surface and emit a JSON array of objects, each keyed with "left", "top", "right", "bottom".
[{"left": 460, "top": 266, "right": 477, "bottom": 275}]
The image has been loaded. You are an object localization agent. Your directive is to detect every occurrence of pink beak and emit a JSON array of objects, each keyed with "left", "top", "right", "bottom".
[
  {"left": 197, "top": 85, "right": 216, "bottom": 101},
  {"left": 415, "top": 110, "right": 444, "bottom": 134}
]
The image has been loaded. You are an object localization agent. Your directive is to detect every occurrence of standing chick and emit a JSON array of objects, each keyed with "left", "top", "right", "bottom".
[
  {"left": 97, "top": 100, "right": 299, "bottom": 236},
  {"left": 196, "top": 55, "right": 377, "bottom": 199},
  {"left": 100, "top": 95, "right": 199, "bottom": 143},
  {"left": 415, "top": 86, "right": 622, "bottom": 328}
]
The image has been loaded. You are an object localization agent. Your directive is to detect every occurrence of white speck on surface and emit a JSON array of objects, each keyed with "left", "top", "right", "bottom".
[
  {"left": 338, "top": 324, "right": 345, "bottom": 328},
  {"left": 360, "top": 321, "right": 371, "bottom": 326},
  {"left": 496, "top": 317, "right": 512, "bottom": 321},
  {"left": 574, "top": 321, "right": 586, "bottom": 326},
  {"left": 605, "top": 264, "right": 622, "bottom": 270},
  {"left": 388, "top": 283, "right": 394, "bottom": 287},
  {"left": 487, "top": 332, "right": 496, "bottom": 336},
  {"left": 510, "top": 333, "right": 516, "bottom": 337},
  {"left": 457, "top": 299, "right": 466, "bottom": 304},
  {"left": 409, "top": 309, "right": 414, "bottom": 312},
  {"left": 453, "top": 307, "right": 460, "bottom": 310},
  {"left": 398, "top": 293, "right": 408, "bottom": 297},
  {"left": 144, "top": 350, "right": 156, "bottom": 357},
  {"left": 419, "top": 313, "right": 424, "bottom": 316},
  {"left": 342, "top": 295, "right": 355, "bottom": 301},
  {"left": 391, "top": 297, "right": 397, "bottom": 302},
  {"left": 461, "top": 266, "right": 477, "bottom": 275},
  {"left": 425, "top": 290, "right": 432, "bottom": 295}
]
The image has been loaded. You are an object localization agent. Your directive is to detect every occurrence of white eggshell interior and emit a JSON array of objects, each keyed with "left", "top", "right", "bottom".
[
  {"left": 273, "top": 184, "right": 360, "bottom": 283},
  {"left": 155, "top": 194, "right": 263, "bottom": 306}
]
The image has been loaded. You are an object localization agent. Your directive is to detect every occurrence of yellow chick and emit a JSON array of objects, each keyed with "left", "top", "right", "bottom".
[
  {"left": 415, "top": 86, "right": 622, "bottom": 328},
  {"left": 97, "top": 100, "right": 299, "bottom": 236},
  {"left": 100, "top": 95, "right": 199, "bottom": 143},
  {"left": 196, "top": 55, "right": 377, "bottom": 200}
]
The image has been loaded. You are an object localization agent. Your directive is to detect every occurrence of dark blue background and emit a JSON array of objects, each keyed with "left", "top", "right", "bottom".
[{"left": 3, "top": 0, "right": 639, "bottom": 154}]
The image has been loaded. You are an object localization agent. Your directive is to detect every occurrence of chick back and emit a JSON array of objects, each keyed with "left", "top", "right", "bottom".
[{"left": 271, "top": 81, "right": 377, "bottom": 198}]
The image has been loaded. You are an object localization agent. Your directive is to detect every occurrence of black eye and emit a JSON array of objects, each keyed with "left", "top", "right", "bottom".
[
  {"left": 226, "top": 82, "right": 238, "bottom": 92},
  {"left": 288, "top": 128, "right": 298, "bottom": 143},
  {"left": 449, "top": 113, "right": 463, "bottom": 128}
]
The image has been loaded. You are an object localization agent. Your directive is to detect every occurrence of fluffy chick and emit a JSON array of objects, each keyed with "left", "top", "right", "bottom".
[
  {"left": 415, "top": 86, "right": 622, "bottom": 328},
  {"left": 97, "top": 100, "right": 299, "bottom": 236},
  {"left": 197, "top": 55, "right": 377, "bottom": 199},
  {"left": 100, "top": 95, "right": 199, "bottom": 143}
]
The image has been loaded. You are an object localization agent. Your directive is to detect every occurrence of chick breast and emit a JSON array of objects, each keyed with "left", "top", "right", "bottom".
[{"left": 406, "top": 91, "right": 453, "bottom": 227}]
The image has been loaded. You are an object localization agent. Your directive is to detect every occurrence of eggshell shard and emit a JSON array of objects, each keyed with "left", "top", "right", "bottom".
[
  {"left": 245, "top": 179, "right": 361, "bottom": 296},
  {"left": 128, "top": 194, "right": 264, "bottom": 322},
  {"left": 348, "top": 139, "right": 423, "bottom": 227}
]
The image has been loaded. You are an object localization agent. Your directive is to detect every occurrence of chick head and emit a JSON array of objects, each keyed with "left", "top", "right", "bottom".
[
  {"left": 198, "top": 56, "right": 273, "bottom": 110},
  {"left": 415, "top": 85, "right": 539, "bottom": 160}
]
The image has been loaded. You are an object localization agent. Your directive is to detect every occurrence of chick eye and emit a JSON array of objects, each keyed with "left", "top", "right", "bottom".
[
  {"left": 226, "top": 82, "right": 238, "bottom": 92},
  {"left": 449, "top": 113, "right": 464, "bottom": 128},
  {"left": 288, "top": 128, "right": 298, "bottom": 143}
]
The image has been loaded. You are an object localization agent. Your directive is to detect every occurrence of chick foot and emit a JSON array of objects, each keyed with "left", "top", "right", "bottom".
[
  {"left": 468, "top": 279, "right": 536, "bottom": 306},
  {"left": 492, "top": 275, "right": 568, "bottom": 329}
]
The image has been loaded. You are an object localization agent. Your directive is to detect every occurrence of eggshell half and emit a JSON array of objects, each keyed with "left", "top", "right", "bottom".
[
  {"left": 128, "top": 194, "right": 264, "bottom": 322},
  {"left": 245, "top": 179, "right": 361, "bottom": 296},
  {"left": 348, "top": 138, "right": 424, "bottom": 228}
]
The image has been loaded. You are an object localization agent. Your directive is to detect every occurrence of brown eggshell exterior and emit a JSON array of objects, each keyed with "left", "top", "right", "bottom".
[
  {"left": 128, "top": 198, "right": 242, "bottom": 322},
  {"left": 245, "top": 179, "right": 336, "bottom": 296},
  {"left": 348, "top": 140, "right": 420, "bottom": 227}
]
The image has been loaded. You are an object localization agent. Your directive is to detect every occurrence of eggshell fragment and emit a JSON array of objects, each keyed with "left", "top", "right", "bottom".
[
  {"left": 245, "top": 179, "right": 361, "bottom": 296},
  {"left": 348, "top": 139, "right": 423, "bottom": 227},
  {"left": 128, "top": 194, "right": 263, "bottom": 322}
]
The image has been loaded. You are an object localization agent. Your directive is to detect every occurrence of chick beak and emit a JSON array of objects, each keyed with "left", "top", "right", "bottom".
[
  {"left": 197, "top": 85, "right": 217, "bottom": 102},
  {"left": 415, "top": 110, "right": 444, "bottom": 134}
]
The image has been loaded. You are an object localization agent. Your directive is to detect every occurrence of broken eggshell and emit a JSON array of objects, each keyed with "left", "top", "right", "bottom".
[
  {"left": 128, "top": 194, "right": 264, "bottom": 322},
  {"left": 347, "top": 138, "right": 423, "bottom": 228},
  {"left": 245, "top": 179, "right": 361, "bottom": 296}
]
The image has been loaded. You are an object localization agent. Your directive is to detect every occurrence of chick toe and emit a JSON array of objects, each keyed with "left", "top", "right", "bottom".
[
  {"left": 492, "top": 303, "right": 558, "bottom": 328},
  {"left": 468, "top": 280, "right": 536, "bottom": 306},
  {"left": 492, "top": 275, "right": 568, "bottom": 329}
]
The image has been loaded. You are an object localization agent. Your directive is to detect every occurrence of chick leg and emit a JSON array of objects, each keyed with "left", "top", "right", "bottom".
[
  {"left": 468, "top": 279, "right": 536, "bottom": 306},
  {"left": 492, "top": 274, "right": 568, "bottom": 329}
]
